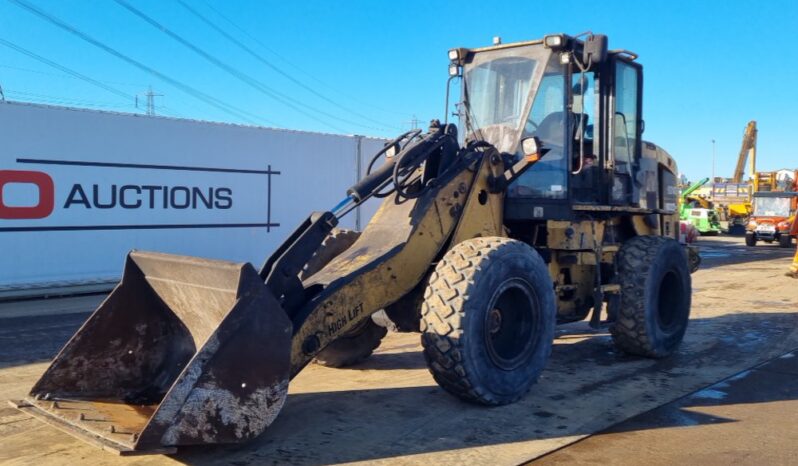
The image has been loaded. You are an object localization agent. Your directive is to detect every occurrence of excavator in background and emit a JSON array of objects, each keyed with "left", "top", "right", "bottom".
[
  {"left": 732, "top": 121, "right": 757, "bottom": 184},
  {"left": 680, "top": 177, "right": 721, "bottom": 235},
  {"left": 11, "top": 33, "right": 696, "bottom": 455},
  {"left": 713, "top": 121, "right": 756, "bottom": 233}
]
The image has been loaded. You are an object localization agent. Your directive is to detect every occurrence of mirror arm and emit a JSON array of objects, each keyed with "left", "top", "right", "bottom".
[{"left": 490, "top": 147, "right": 550, "bottom": 193}]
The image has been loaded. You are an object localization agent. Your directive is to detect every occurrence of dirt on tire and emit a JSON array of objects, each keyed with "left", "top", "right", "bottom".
[
  {"left": 611, "top": 235, "right": 692, "bottom": 358},
  {"left": 420, "top": 237, "right": 555, "bottom": 405}
]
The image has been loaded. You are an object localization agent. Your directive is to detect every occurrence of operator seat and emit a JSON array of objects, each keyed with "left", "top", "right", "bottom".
[
  {"left": 534, "top": 111, "right": 571, "bottom": 149},
  {"left": 509, "top": 111, "right": 572, "bottom": 199}
]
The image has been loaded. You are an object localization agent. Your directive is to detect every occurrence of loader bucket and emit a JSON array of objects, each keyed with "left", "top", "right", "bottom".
[{"left": 11, "top": 251, "right": 292, "bottom": 455}]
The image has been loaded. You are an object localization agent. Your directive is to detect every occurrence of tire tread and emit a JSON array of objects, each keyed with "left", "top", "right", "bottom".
[{"left": 421, "top": 237, "right": 549, "bottom": 405}]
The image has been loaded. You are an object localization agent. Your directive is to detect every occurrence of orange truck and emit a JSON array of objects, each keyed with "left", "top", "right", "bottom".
[{"left": 745, "top": 191, "right": 797, "bottom": 247}]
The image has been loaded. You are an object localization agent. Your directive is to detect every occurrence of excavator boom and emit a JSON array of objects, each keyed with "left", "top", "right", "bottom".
[
  {"left": 732, "top": 120, "right": 757, "bottom": 183},
  {"left": 681, "top": 177, "right": 709, "bottom": 199}
]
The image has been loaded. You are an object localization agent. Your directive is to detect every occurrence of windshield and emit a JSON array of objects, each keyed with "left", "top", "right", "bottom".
[
  {"left": 753, "top": 196, "right": 791, "bottom": 217},
  {"left": 462, "top": 45, "right": 551, "bottom": 153}
]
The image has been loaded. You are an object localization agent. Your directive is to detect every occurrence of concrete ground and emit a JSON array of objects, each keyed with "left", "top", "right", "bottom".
[
  {"left": 0, "top": 235, "right": 796, "bottom": 465},
  {"left": 535, "top": 349, "right": 798, "bottom": 465}
]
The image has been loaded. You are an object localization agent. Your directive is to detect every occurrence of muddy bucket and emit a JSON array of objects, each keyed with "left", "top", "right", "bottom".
[{"left": 11, "top": 251, "right": 292, "bottom": 455}]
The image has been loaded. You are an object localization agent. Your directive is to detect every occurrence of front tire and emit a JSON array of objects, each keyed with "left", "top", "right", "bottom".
[
  {"left": 421, "top": 237, "right": 555, "bottom": 405},
  {"left": 611, "top": 235, "right": 692, "bottom": 358},
  {"left": 779, "top": 234, "right": 792, "bottom": 248},
  {"left": 745, "top": 232, "right": 757, "bottom": 247}
]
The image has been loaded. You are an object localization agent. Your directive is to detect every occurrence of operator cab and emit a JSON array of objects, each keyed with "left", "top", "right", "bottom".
[{"left": 453, "top": 34, "right": 645, "bottom": 222}]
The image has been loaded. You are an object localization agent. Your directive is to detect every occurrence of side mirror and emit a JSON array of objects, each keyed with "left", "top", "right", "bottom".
[
  {"left": 492, "top": 136, "right": 547, "bottom": 191},
  {"left": 521, "top": 136, "right": 541, "bottom": 159},
  {"left": 583, "top": 34, "right": 608, "bottom": 66}
]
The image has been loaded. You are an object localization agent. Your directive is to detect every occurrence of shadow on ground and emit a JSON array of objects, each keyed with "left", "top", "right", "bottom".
[
  {"left": 0, "top": 312, "right": 87, "bottom": 369},
  {"left": 166, "top": 310, "right": 798, "bottom": 465}
]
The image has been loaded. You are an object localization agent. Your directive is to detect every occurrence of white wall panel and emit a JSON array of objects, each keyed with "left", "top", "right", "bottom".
[{"left": 0, "top": 102, "right": 387, "bottom": 295}]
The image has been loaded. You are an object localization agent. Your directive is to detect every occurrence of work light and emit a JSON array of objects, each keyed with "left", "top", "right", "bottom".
[{"left": 544, "top": 34, "right": 566, "bottom": 49}]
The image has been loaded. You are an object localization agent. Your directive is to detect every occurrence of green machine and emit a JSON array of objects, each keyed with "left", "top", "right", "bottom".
[{"left": 680, "top": 177, "right": 722, "bottom": 235}]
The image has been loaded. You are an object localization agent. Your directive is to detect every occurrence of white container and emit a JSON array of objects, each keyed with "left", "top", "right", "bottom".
[{"left": 0, "top": 101, "right": 387, "bottom": 298}]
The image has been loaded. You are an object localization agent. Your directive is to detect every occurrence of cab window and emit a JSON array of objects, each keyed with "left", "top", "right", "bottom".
[
  {"left": 571, "top": 71, "right": 598, "bottom": 203},
  {"left": 611, "top": 61, "right": 640, "bottom": 203},
  {"left": 614, "top": 62, "right": 639, "bottom": 168},
  {"left": 508, "top": 58, "right": 567, "bottom": 199}
]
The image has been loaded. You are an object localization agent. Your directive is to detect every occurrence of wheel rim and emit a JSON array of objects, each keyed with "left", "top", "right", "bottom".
[
  {"left": 656, "top": 269, "right": 685, "bottom": 332},
  {"left": 483, "top": 278, "right": 540, "bottom": 370}
]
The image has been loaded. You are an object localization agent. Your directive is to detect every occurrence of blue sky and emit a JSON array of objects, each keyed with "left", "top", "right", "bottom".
[{"left": 0, "top": 0, "right": 795, "bottom": 181}]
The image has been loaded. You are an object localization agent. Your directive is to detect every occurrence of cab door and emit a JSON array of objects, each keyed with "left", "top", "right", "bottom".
[{"left": 608, "top": 57, "right": 642, "bottom": 205}]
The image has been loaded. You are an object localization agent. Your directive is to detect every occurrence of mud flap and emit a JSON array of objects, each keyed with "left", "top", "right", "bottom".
[{"left": 11, "top": 251, "right": 292, "bottom": 454}]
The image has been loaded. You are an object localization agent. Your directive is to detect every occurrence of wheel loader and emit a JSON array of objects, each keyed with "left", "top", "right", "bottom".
[{"left": 11, "top": 33, "right": 695, "bottom": 455}]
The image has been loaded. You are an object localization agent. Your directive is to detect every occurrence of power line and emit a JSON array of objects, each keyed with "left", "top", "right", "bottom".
[
  {"left": 113, "top": 0, "right": 340, "bottom": 132},
  {"left": 200, "top": 0, "right": 411, "bottom": 120},
  {"left": 8, "top": 0, "right": 274, "bottom": 126},
  {"left": 0, "top": 37, "right": 135, "bottom": 102},
  {"left": 0, "top": 63, "right": 147, "bottom": 88},
  {"left": 6, "top": 88, "right": 134, "bottom": 109},
  {"left": 113, "top": 0, "right": 389, "bottom": 133},
  {"left": 176, "top": 0, "right": 396, "bottom": 130},
  {"left": 6, "top": 88, "right": 182, "bottom": 117}
]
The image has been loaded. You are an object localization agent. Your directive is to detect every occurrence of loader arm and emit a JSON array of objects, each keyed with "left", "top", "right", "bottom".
[{"left": 287, "top": 146, "right": 508, "bottom": 376}]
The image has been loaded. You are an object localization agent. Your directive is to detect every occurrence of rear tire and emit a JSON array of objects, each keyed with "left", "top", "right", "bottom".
[
  {"left": 382, "top": 278, "right": 426, "bottom": 332},
  {"left": 745, "top": 232, "right": 757, "bottom": 247},
  {"left": 301, "top": 228, "right": 387, "bottom": 368},
  {"left": 314, "top": 320, "right": 387, "bottom": 368},
  {"left": 611, "top": 235, "right": 691, "bottom": 358},
  {"left": 300, "top": 228, "right": 362, "bottom": 281},
  {"left": 421, "top": 237, "right": 555, "bottom": 405},
  {"left": 779, "top": 235, "right": 792, "bottom": 248}
]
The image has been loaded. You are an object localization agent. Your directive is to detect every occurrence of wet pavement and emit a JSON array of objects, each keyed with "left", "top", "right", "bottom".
[
  {"left": 0, "top": 235, "right": 796, "bottom": 465},
  {"left": 535, "top": 349, "right": 798, "bottom": 465}
]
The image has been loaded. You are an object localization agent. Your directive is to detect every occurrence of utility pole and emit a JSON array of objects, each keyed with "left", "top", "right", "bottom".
[
  {"left": 711, "top": 138, "right": 716, "bottom": 198},
  {"left": 0, "top": 83, "right": 5, "bottom": 102},
  {"left": 145, "top": 86, "right": 162, "bottom": 116},
  {"left": 711, "top": 139, "right": 716, "bottom": 183},
  {"left": 404, "top": 114, "right": 419, "bottom": 131},
  {"left": 137, "top": 86, "right": 163, "bottom": 116}
]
